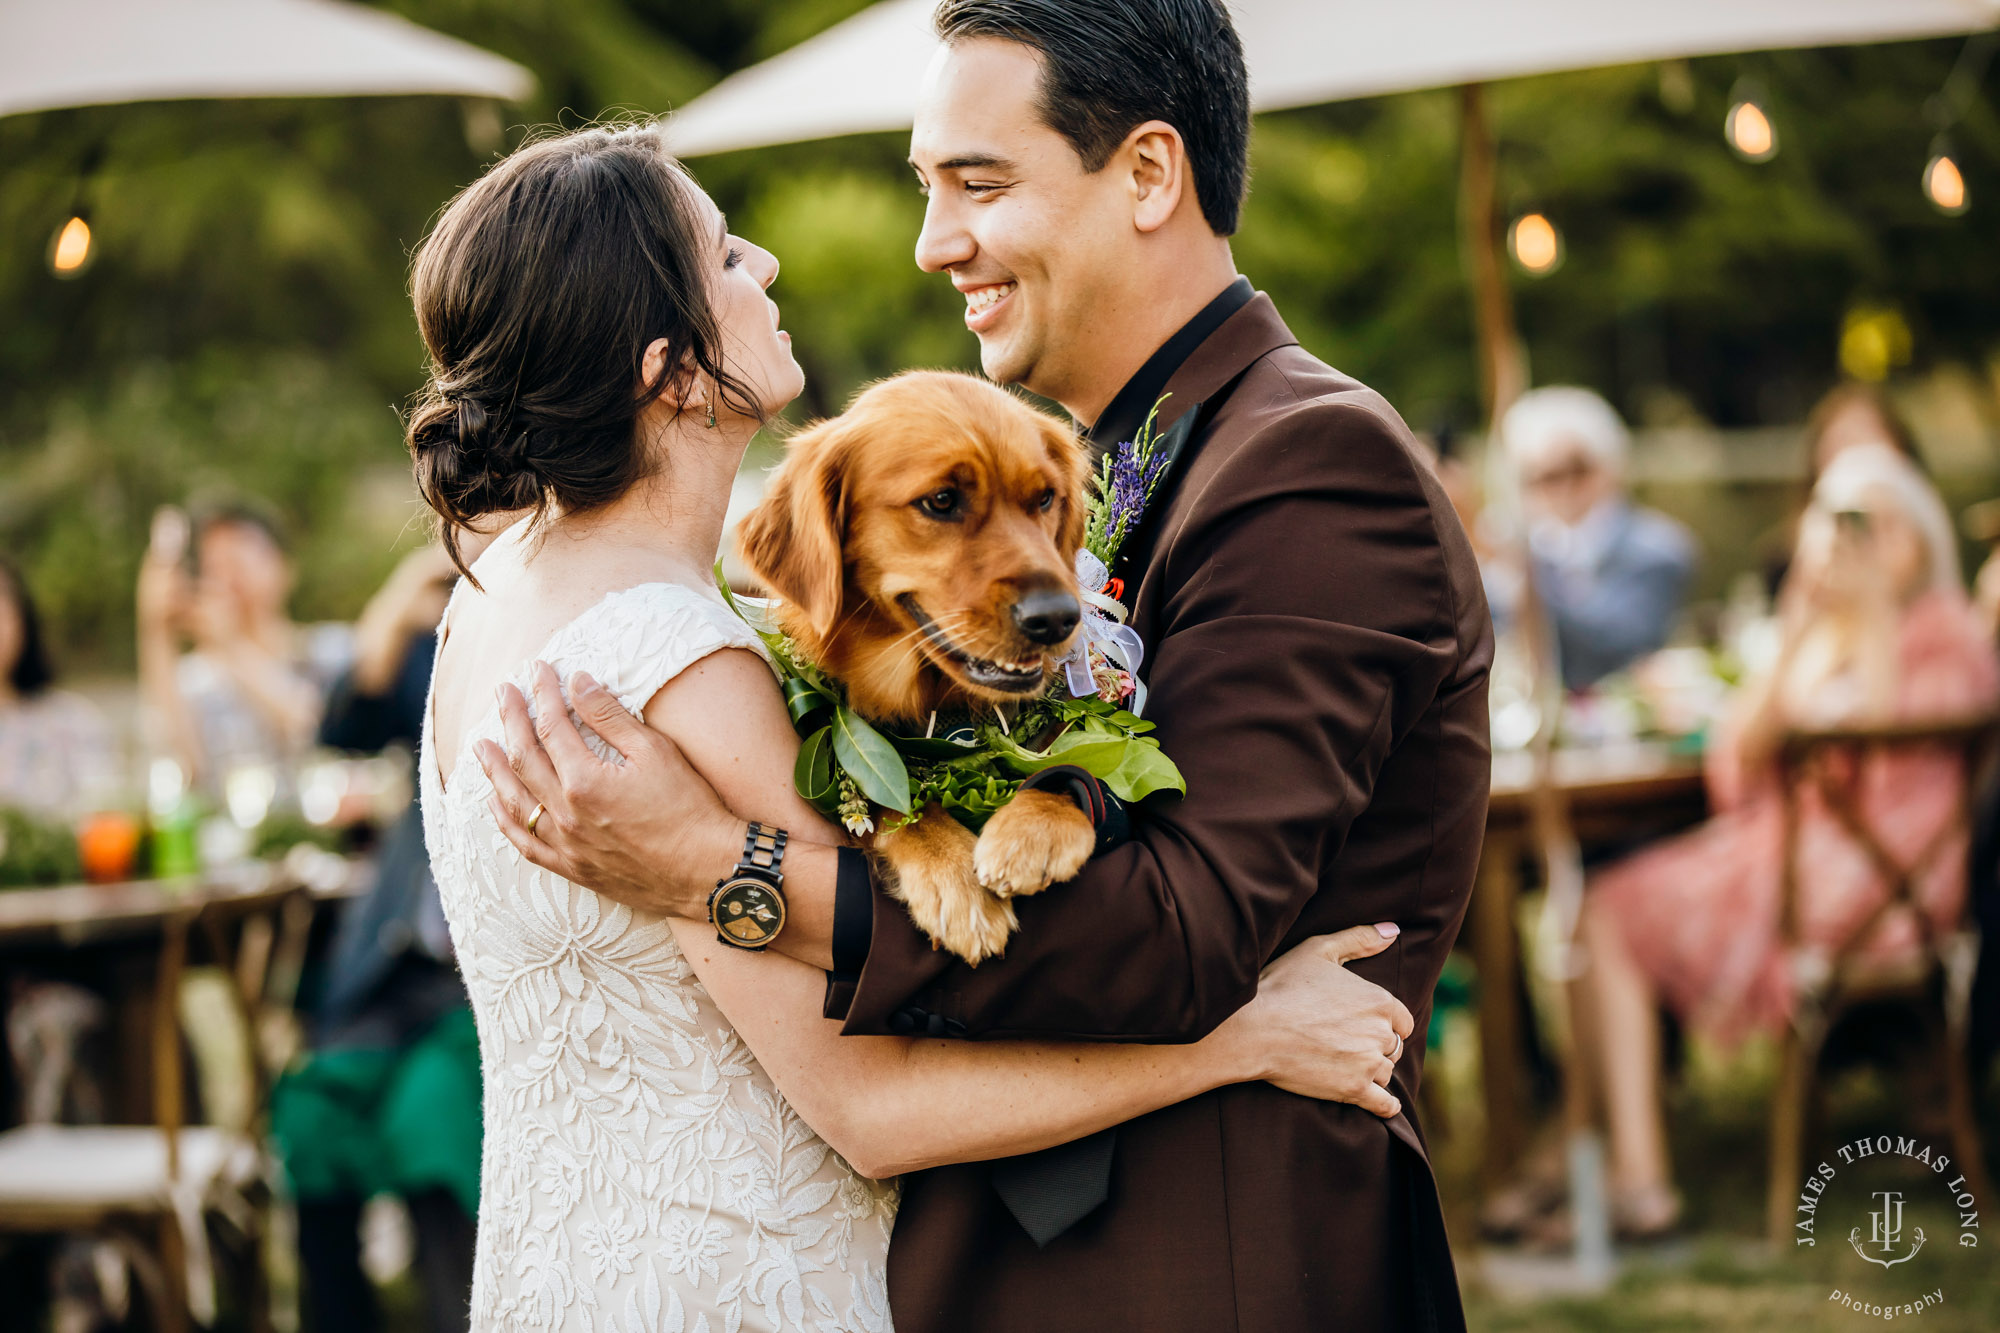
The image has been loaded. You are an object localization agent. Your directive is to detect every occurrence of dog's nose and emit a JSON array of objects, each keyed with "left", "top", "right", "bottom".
[{"left": 1012, "top": 588, "right": 1081, "bottom": 645}]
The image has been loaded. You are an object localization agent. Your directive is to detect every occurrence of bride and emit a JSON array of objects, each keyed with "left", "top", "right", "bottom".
[{"left": 413, "top": 122, "right": 1410, "bottom": 1333}]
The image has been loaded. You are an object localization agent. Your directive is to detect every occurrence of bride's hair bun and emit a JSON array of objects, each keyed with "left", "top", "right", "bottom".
[
  {"left": 453, "top": 394, "right": 491, "bottom": 451},
  {"left": 405, "top": 120, "right": 761, "bottom": 584},
  {"left": 408, "top": 390, "right": 542, "bottom": 532}
]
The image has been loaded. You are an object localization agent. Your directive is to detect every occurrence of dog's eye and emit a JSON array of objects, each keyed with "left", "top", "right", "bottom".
[
  {"left": 1037, "top": 488, "right": 1056, "bottom": 512},
  {"left": 917, "top": 488, "right": 964, "bottom": 519}
]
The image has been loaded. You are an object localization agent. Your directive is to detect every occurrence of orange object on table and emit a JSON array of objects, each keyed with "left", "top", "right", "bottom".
[{"left": 76, "top": 811, "right": 143, "bottom": 884}]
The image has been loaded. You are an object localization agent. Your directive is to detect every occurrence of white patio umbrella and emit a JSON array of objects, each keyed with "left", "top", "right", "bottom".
[
  {"left": 0, "top": 0, "right": 533, "bottom": 119},
  {"left": 664, "top": 0, "right": 2000, "bottom": 157}
]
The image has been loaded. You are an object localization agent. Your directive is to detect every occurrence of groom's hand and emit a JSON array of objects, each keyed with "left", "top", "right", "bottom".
[{"left": 476, "top": 662, "right": 737, "bottom": 918}]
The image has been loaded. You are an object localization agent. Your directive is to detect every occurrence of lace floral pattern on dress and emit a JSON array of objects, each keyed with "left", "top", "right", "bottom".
[{"left": 420, "top": 582, "right": 896, "bottom": 1333}]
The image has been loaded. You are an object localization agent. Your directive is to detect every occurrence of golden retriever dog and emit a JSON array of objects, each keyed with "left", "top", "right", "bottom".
[{"left": 738, "top": 371, "right": 1100, "bottom": 962}]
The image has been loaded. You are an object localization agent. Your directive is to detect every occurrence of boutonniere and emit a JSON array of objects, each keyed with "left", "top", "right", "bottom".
[{"left": 1057, "top": 394, "right": 1173, "bottom": 713}]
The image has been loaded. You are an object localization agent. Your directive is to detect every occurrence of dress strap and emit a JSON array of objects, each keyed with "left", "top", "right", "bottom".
[{"left": 532, "top": 582, "right": 769, "bottom": 725}]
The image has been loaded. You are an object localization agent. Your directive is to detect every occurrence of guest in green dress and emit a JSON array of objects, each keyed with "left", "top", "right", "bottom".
[{"left": 273, "top": 544, "right": 480, "bottom": 1333}]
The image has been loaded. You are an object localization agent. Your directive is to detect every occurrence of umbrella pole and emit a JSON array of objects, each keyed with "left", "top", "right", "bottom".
[
  {"left": 1461, "top": 82, "right": 1614, "bottom": 1284},
  {"left": 1458, "top": 83, "right": 1525, "bottom": 434}
]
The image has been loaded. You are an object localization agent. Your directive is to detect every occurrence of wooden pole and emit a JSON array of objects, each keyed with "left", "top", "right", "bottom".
[
  {"left": 1459, "top": 83, "right": 1526, "bottom": 434},
  {"left": 1461, "top": 92, "right": 1607, "bottom": 1283}
]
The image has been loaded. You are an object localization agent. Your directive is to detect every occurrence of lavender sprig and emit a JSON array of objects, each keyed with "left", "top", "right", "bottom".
[{"left": 1083, "top": 394, "right": 1171, "bottom": 567}]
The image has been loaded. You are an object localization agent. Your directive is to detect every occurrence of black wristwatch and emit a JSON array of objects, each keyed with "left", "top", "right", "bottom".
[{"left": 708, "top": 821, "right": 788, "bottom": 951}]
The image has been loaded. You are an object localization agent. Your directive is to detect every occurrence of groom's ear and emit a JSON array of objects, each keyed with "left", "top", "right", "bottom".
[
  {"left": 1124, "top": 120, "right": 1190, "bottom": 235},
  {"left": 739, "top": 418, "right": 849, "bottom": 641}
]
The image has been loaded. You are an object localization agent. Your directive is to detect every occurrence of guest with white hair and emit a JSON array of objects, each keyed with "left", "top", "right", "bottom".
[{"left": 1498, "top": 386, "right": 1697, "bottom": 689}]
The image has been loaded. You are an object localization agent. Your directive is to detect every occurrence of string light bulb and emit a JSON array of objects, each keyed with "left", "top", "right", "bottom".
[
  {"left": 1924, "top": 140, "right": 1969, "bottom": 216},
  {"left": 1508, "top": 212, "right": 1564, "bottom": 276},
  {"left": 47, "top": 214, "right": 94, "bottom": 278},
  {"left": 1725, "top": 82, "right": 1778, "bottom": 162},
  {"left": 1918, "top": 33, "right": 1995, "bottom": 217}
]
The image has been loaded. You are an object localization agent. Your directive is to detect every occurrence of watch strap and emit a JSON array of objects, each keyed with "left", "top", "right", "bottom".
[{"left": 741, "top": 821, "right": 787, "bottom": 878}]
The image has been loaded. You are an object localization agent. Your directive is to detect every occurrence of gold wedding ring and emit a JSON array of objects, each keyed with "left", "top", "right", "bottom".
[{"left": 526, "top": 802, "right": 546, "bottom": 836}]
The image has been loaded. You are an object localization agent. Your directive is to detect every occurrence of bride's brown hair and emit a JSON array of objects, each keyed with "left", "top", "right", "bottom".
[{"left": 405, "top": 122, "right": 759, "bottom": 581}]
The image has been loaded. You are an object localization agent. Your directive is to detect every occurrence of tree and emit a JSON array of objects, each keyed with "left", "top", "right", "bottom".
[{"left": 3, "top": 3, "right": 1993, "bottom": 670}]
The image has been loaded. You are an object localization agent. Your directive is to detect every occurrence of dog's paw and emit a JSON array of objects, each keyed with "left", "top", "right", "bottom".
[
  {"left": 974, "top": 788, "right": 1096, "bottom": 898},
  {"left": 875, "top": 806, "right": 1019, "bottom": 964},
  {"left": 891, "top": 859, "right": 1018, "bottom": 965},
  {"left": 913, "top": 875, "right": 1018, "bottom": 965}
]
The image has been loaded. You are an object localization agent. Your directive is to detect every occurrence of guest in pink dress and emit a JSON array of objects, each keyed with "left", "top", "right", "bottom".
[{"left": 1574, "top": 443, "right": 2000, "bottom": 1238}]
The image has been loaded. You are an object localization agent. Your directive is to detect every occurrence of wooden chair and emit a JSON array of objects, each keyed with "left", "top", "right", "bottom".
[
  {"left": 1764, "top": 712, "right": 2000, "bottom": 1244},
  {"left": 0, "top": 885, "right": 312, "bottom": 1331}
]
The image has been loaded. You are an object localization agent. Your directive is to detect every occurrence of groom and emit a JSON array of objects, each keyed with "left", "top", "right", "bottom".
[{"left": 485, "top": 1, "right": 1490, "bottom": 1328}]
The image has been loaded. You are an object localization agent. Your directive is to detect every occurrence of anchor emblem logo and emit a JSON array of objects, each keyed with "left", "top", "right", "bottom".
[{"left": 1849, "top": 1191, "right": 1926, "bottom": 1268}]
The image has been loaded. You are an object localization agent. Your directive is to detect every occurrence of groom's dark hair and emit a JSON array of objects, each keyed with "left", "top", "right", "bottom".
[{"left": 934, "top": 0, "right": 1249, "bottom": 235}]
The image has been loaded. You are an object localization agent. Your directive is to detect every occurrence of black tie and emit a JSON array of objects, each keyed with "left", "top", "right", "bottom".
[{"left": 989, "top": 1130, "right": 1117, "bottom": 1248}]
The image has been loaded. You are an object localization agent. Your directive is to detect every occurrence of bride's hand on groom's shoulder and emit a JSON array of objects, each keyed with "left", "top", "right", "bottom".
[
  {"left": 1218, "top": 924, "right": 1415, "bottom": 1119},
  {"left": 477, "top": 661, "right": 739, "bottom": 918}
]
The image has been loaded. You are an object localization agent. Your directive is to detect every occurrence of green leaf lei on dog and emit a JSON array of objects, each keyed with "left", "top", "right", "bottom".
[{"left": 716, "top": 397, "right": 1183, "bottom": 835}]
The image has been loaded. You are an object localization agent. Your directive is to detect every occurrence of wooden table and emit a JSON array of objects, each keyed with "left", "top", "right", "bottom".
[
  {"left": 0, "top": 853, "right": 368, "bottom": 1124},
  {"left": 0, "top": 852, "right": 366, "bottom": 948},
  {"left": 1472, "top": 744, "right": 1708, "bottom": 1186}
]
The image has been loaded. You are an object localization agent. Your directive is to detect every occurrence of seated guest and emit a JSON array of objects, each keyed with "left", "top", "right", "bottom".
[
  {"left": 1494, "top": 387, "right": 1697, "bottom": 690},
  {"left": 136, "top": 502, "right": 350, "bottom": 797},
  {"left": 272, "top": 540, "right": 482, "bottom": 1333},
  {"left": 1575, "top": 444, "right": 2000, "bottom": 1237},
  {"left": 1760, "top": 382, "right": 1928, "bottom": 594},
  {"left": 0, "top": 556, "right": 113, "bottom": 817}
]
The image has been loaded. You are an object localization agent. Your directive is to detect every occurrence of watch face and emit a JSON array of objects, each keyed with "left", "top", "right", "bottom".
[{"left": 713, "top": 878, "right": 785, "bottom": 948}]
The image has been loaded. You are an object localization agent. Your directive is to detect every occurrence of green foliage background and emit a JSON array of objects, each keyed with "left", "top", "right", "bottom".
[{"left": 3, "top": 2, "right": 1996, "bottom": 671}]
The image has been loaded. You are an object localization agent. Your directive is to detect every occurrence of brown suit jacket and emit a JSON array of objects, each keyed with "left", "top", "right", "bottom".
[{"left": 838, "top": 294, "right": 1492, "bottom": 1332}]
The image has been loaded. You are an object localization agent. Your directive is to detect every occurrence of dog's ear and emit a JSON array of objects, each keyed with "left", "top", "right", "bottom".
[
  {"left": 739, "top": 419, "right": 849, "bottom": 640},
  {"left": 1042, "top": 416, "right": 1091, "bottom": 560}
]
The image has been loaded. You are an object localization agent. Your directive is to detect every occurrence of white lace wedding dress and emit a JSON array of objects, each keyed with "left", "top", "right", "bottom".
[{"left": 420, "top": 581, "right": 897, "bottom": 1333}]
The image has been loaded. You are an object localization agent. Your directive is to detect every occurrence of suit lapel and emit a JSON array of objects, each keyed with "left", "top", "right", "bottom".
[
  {"left": 1114, "top": 294, "right": 1300, "bottom": 611},
  {"left": 1151, "top": 293, "right": 1298, "bottom": 437}
]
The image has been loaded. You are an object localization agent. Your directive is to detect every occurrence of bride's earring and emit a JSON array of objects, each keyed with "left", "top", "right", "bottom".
[{"left": 706, "top": 398, "right": 717, "bottom": 429}]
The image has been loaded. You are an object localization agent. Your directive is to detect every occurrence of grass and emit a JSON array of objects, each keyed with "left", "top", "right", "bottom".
[
  {"left": 1434, "top": 1015, "right": 2000, "bottom": 1332},
  {"left": 367, "top": 1016, "right": 2000, "bottom": 1332}
]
